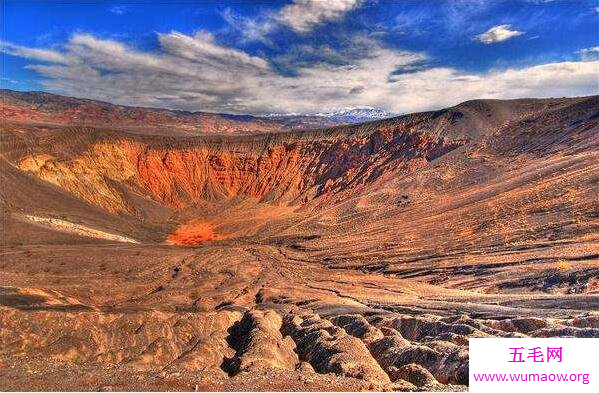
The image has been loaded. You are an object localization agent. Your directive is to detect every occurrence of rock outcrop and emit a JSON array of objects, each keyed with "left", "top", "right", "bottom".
[{"left": 282, "top": 313, "right": 391, "bottom": 384}]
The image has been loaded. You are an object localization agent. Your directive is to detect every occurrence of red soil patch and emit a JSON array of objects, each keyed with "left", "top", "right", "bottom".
[{"left": 167, "top": 222, "right": 220, "bottom": 246}]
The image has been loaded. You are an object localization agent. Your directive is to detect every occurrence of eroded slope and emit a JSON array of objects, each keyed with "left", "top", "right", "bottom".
[{"left": 4, "top": 119, "right": 464, "bottom": 214}]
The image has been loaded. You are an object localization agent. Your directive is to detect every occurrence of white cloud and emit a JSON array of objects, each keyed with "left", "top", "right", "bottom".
[
  {"left": 476, "top": 24, "right": 525, "bottom": 44},
  {"left": 579, "top": 46, "right": 599, "bottom": 61},
  {"left": 221, "top": 8, "right": 278, "bottom": 45},
  {"left": 0, "top": 41, "right": 68, "bottom": 63},
  {"left": 221, "top": 0, "right": 363, "bottom": 43},
  {"left": 385, "top": 61, "right": 597, "bottom": 113},
  {"left": 276, "top": 0, "right": 362, "bottom": 33},
  {"left": 157, "top": 31, "right": 270, "bottom": 69},
  {"left": 1, "top": 77, "right": 19, "bottom": 84},
  {"left": 2, "top": 32, "right": 597, "bottom": 115},
  {"left": 109, "top": 5, "right": 128, "bottom": 15}
]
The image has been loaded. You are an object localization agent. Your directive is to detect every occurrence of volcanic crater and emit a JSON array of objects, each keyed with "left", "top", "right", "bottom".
[{"left": 0, "top": 90, "right": 598, "bottom": 391}]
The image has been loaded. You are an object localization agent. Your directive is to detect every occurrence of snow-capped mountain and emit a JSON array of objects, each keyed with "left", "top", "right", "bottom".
[
  {"left": 312, "top": 108, "right": 394, "bottom": 122},
  {"left": 261, "top": 107, "right": 394, "bottom": 129}
]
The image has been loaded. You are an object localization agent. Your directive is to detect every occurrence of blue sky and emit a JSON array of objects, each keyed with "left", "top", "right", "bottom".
[{"left": 1, "top": 0, "right": 598, "bottom": 114}]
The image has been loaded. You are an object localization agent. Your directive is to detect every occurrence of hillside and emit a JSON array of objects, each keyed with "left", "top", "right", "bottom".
[{"left": 0, "top": 89, "right": 393, "bottom": 135}]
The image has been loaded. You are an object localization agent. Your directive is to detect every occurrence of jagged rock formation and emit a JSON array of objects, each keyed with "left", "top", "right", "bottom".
[
  {"left": 282, "top": 313, "right": 391, "bottom": 383},
  {"left": 2, "top": 297, "right": 596, "bottom": 391},
  {"left": 224, "top": 310, "right": 299, "bottom": 374},
  {"left": 0, "top": 92, "right": 597, "bottom": 390}
]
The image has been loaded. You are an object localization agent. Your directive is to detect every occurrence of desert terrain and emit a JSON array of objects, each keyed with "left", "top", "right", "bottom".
[{"left": 0, "top": 91, "right": 598, "bottom": 391}]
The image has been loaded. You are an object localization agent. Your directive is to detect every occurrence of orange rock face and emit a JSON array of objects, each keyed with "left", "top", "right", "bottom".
[
  {"left": 167, "top": 222, "right": 219, "bottom": 246},
  {"left": 13, "top": 125, "right": 465, "bottom": 214}
]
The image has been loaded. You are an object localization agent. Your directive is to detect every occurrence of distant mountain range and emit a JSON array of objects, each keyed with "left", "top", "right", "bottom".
[
  {"left": 263, "top": 108, "right": 394, "bottom": 129},
  {"left": 309, "top": 108, "right": 394, "bottom": 121},
  {"left": 0, "top": 89, "right": 394, "bottom": 136}
]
